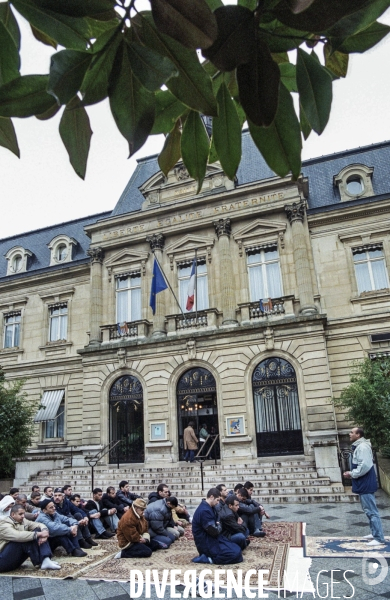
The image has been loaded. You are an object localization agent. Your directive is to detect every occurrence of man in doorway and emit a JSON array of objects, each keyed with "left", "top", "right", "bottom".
[
  {"left": 343, "top": 427, "right": 386, "bottom": 546},
  {"left": 183, "top": 421, "right": 198, "bottom": 463},
  {"left": 191, "top": 488, "right": 242, "bottom": 564}
]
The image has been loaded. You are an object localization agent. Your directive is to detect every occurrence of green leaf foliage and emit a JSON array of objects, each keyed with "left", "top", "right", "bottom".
[
  {"left": 334, "top": 357, "right": 390, "bottom": 450},
  {"left": 287, "top": 0, "right": 316, "bottom": 14},
  {"left": 202, "top": 5, "right": 256, "bottom": 72},
  {"left": 0, "top": 2, "right": 21, "bottom": 85},
  {"left": 238, "top": 0, "right": 257, "bottom": 9},
  {"left": 150, "top": 0, "right": 217, "bottom": 50},
  {"left": 259, "top": 19, "right": 308, "bottom": 53},
  {"left": 109, "top": 41, "right": 155, "bottom": 157},
  {"left": 296, "top": 48, "right": 332, "bottom": 135},
  {"left": 28, "top": 0, "right": 116, "bottom": 19},
  {"left": 11, "top": 0, "right": 91, "bottom": 50},
  {"left": 326, "top": 0, "right": 390, "bottom": 46},
  {"left": 0, "top": 116, "right": 19, "bottom": 156},
  {"left": 48, "top": 50, "right": 92, "bottom": 105},
  {"left": 204, "top": 0, "right": 223, "bottom": 9},
  {"left": 81, "top": 30, "right": 122, "bottom": 106},
  {"left": 134, "top": 14, "right": 217, "bottom": 116},
  {"left": 31, "top": 24, "right": 57, "bottom": 48},
  {"left": 0, "top": 369, "right": 39, "bottom": 476},
  {"left": 237, "top": 39, "right": 280, "bottom": 127},
  {"left": 151, "top": 89, "right": 187, "bottom": 135},
  {"left": 299, "top": 103, "right": 311, "bottom": 140},
  {"left": 279, "top": 61, "right": 297, "bottom": 92},
  {"left": 158, "top": 119, "right": 181, "bottom": 176},
  {"left": 248, "top": 83, "right": 302, "bottom": 179},
  {"left": 59, "top": 96, "right": 92, "bottom": 179},
  {"left": 324, "top": 44, "right": 348, "bottom": 78},
  {"left": 213, "top": 81, "right": 241, "bottom": 180},
  {"left": 35, "top": 101, "right": 60, "bottom": 120},
  {"left": 336, "top": 21, "right": 390, "bottom": 54},
  {"left": 181, "top": 110, "right": 210, "bottom": 193},
  {"left": 208, "top": 134, "right": 218, "bottom": 164},
  {"left": 0, "top": 74, "right": 54, "bottom": 117},
  {"left": 126, "top": 40, "right": 178, "bottom": 93}
]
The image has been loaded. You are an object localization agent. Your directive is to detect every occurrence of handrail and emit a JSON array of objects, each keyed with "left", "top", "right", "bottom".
[
  {"left": 195, "top": 434, "right": 219, "bottom": 491},
  {"left": 86, "top": 439, "right": 120, "bottom": 492}
]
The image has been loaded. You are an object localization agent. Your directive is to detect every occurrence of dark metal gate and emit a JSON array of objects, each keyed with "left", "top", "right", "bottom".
[
  {"left": 252, "top": 357, "right": 304, "bottom": 456},
  {"left": 177, "top": 367, "right": 220, "bottom": 460},
  {"left": 109, "top": 375, "right": 144, "bottom": 463}
]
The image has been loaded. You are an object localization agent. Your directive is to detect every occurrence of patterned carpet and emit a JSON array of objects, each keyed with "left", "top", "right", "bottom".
[{"left": 305, "top": 536, "right": 390, "bottom": 558}]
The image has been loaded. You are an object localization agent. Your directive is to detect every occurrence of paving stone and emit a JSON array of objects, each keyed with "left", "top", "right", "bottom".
[{"left": 13, "top": 591, "right": 44, "bottom": 600}]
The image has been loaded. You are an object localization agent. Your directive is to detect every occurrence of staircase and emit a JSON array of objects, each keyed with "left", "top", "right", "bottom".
[{"left": 20, "top": 458, "right": 358, "bottom": 505}]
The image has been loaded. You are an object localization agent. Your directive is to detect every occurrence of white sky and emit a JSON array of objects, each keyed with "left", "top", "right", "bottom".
[{"left": 1, "top": 9, "right": 390, "bottom": 239}]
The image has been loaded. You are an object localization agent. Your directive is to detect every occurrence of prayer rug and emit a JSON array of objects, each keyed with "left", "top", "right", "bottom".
[
  {"left": 305, "top": 536, "right": 390, "bottom": 558},
  {"left": 0, "top": 539, "right": 118, "bottom": 579},
  {"left": 182, "top": 521, "right": 303, "bottom": 548}
]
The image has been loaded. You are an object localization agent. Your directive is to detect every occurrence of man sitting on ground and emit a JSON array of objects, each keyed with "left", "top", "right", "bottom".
[
  {"left": 144, "top": 495, "right": 181, "bottom": 548},
  {"left": 0, "top": 496, "right": 15, "bottom": 520},
  {"left": 236, "top": 487, "right": 265, "bottom": 537},
  {"left": 0, "top": 504, "right": 60, "bottom": 572},
  {"left": 15, "top": 494, "right": 38, "bottom": 522},
  {"left": 68, "top": 495, "right": 98, "bottom": 546},
  {"left": 84, "top": 489, "right": 116, "bottom": 538},
  {"left": 36, "top": 499, "right": 87, "bottom": 557},
  {"left": 244, "top": 481, "right": 270, "bottom": 520},
  {"left": 115, "top": 498, "right": 162, "bottom": 559},
  {"left": 27, "top": 485, "right": 40, "bottom": 501},
  {"left": 62, "top": 485, "right": 73, "bottom": 499},
  {"left": 103, "top": 486, "right": 128, "bottom": 520},
  {"left": 215, "top": 484, "right": 229, "bottom": 515},
  {"left": 42, "top": 487, "right": 54, "bottom": 501},
  {"left": 9, "top": 488, "right": 19, "bottom": 500},
  {"left": 148, "top": 483, "right": 170, "bottom": 505},
  {"left": 219, "top": 495, "right": 250, "bottom": 550},
  {"left": 116, "top": 481, "right": 140, "bottom": 507},
  {"left": 29, "top": 492, "right": 42, "bottom": 513},
  {"left": 53, "top": 488, "right": 95, "bottom": 549},
  {"left": 191, "top": 488, "right": 243, "bottom": 564}
]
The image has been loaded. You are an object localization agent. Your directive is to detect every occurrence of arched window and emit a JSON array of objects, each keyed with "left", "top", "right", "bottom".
[{"left": 109, "top": 375, "right": 144, "bottom": 463}]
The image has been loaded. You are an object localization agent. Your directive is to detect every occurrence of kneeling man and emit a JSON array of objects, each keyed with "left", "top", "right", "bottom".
[
  {"left": 0, "top": 504, "right": 60, "bottom": 572},
  {"left": 192, "top": 488, "right": 243, "bottom": 564},
  {"left": 115, "top": 498, "right": 161, "bottom": 559}
]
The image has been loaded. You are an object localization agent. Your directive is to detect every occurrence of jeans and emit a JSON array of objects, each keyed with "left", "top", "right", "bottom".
[
  {"left": 48, "top": 534, "right": 79, "bottom": 554},
  {"left": 105, "top": 513, "right": 119, "bottom": 531},
  {"left": 359, "top": 493, "right": 385, "bottom": 542},
  {"left": 0, "top": 540, "right": 52, "bottom": 572},
  {"left": 73, "top": 512, "right": 92, "bottom": 540},
  {"left": 230, "top": 532, "right": 249, "bottom": 549},
  {"left": 184, "top": 449, "right": 195, "bottom": 462},
  {"left": 150, "top": 533, "right": 174, "bottom": 547},
  {"left": 88, "top": 509, "right": 106, "bottom": 535}
]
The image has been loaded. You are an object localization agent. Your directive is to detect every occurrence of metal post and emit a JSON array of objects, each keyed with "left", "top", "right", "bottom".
[
  {"left": 117, "top": 443, "right": 120, "bottom": 470},
  {"left": 200, "top": 460, "right": 204, "bottom": 492},
  {"left": 91, "top": 464, "right": 94, "bottom": 493}
]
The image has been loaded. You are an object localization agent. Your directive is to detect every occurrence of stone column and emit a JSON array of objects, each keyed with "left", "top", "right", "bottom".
[
  {"left": 87, "top": 247, "right": 104, "bottom": 346},
  {"left": 146, "top": 233, "right": 166, "bottom": 336},
  {"left": 213, "top": 218, "right": 237, "bottom": 324},
  {"left": 284, "top": 201, "right": 317, "bottom": 315}
]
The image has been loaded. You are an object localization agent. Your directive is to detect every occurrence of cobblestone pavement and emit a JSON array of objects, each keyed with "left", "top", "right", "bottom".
[{"left": 1, "top": 490, "right": 389, "bottom": 600}]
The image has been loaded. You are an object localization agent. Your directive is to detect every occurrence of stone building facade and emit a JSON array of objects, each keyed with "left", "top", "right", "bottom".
[{"left": 2, "top": 134, "right": 390, "bottom": 485}]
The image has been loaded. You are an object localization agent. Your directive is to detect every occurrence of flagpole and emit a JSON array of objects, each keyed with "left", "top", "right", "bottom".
[
  {"left": 152, "top": 251, "right": 187, "bottom": 322},
  {"left": 195, "top": 248, "right": 198, "bottom": 324}
]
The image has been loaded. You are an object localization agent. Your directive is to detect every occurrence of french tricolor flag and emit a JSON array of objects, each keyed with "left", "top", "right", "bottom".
[{"left": 186, "top": 259, "right": 196, "bottom": 311}]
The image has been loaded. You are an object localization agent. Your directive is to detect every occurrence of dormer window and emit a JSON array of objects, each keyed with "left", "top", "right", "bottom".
[
  {"left": 48, "top": 235, "right": 76, "bottom": 266},
  {"left": 5, "top": 246, "right": 32, "bottom": 276},
  {"left": 334, "top": 164, "right": 374, "bottom": 202}
]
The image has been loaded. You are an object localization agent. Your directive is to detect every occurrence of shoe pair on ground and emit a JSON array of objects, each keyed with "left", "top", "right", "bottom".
[
  {"left": 96, "top": 530, "right": 115, "bottom": 539},
  {"left": 79, "top": 537, "right": 99, "bottom": 549},
  {"left": 252, "top": 529, "right": 266, "bottom": 538},
  {"left": 363, "top": 534, "right": 386, "bottom": 546}
]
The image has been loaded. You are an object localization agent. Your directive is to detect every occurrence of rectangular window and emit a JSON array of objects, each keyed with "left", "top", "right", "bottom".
[
  {"left": 353, "top": 246, "right": 389, "bottom": 293},
  {"left": 178, "top": 260, "right": 209, "bottom": 313},
  {"left": 3, "top": 312, "right": 21, "bottom": 348},
  {"left": 247, "top": 246, "right": 283, "bottom": 301},
  {"left": 49, "top": 303, "right": 68, "bottom": 341},
  {"left": 116, "top": 273, "right": 142, "bottom": 323},
  {"left": 45, "top": 400, "right": 65, "bottom": 439}
]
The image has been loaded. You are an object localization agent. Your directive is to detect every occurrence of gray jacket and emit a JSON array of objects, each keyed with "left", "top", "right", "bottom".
[
  {"left": 350, "top": 437, "right": 374, "bottom": 478},
  {"left": 36, "top": 510, "right": 78, "bottom": 537},
  {"left": 144, "top": 498, "right": 175, "bottom": 536}
]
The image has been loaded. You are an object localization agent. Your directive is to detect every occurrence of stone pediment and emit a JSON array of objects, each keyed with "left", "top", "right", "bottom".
[
  {"left": 139, "top": 162, "right": 235, "bottom": 209},
  {"left": 233, "top": 219, "right": 286, "bottom": 255},
  {"left": 104, "top": 248, "right": 149, "bottom": 279},
  {"left": 165, "top": 234, "right": 215, "bottom": 269}
]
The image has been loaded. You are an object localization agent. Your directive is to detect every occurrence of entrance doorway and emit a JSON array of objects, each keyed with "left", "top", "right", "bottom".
[
  {"left": 252, "top": 357, "right": 304, "bottom": 456},
  {"left": 177, "top": 367, "right": 219, "bottom": 460},
  {"left": 109, "top": 375, "right": 144, "bottom": 463}
]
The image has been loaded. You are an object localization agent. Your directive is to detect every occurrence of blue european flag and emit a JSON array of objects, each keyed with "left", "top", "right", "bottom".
[{"left": 150, "top": 258, "right": 168, "bottom": 315}]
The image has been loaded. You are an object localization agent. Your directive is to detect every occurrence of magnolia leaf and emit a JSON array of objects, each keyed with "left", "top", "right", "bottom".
[
  {"left": 181, "top": 110, "right": 210, "bottom": 193},
  {"left": 0, "top": 2, "right": 21, "bottom": 85},
  {"left": 204, "top": 0, "right": 223, "bottom": 9},
  {"left": 287, "top": 0, "right": 316, "bottom": 14},
  {"left": 208, "top": 134, "right": 218, "bottom": 164},
  {"left": 326, "top": 0, "right": 390, "bottom": 44},
  {"left": 0, "top": 2, "right": 20, "bottom": 49},
  {"left": 324, "top": 43, "right": 348, "bottom": 78},
  {"left": 202, "top": 5, "right": 256, "bottom": 72},
  {"left": 238, "top": 0, "right": 257, "bottom": 9},
  {"left": 296, "top": 48, "right": 332, "bottom": 135},
  {"left": 22, "top": 0, "right": 116, "bottom": 19},
  {"left": 150, "top": 0, "right": 217, "bottom": 50},
  {"left": 259, "top": 21, "right": 308, "bottom": 53},
  {"left": 237, "top": 39, "right": 280, "bottom": 127},
  {"left": 81, "top": 31, "right": 122, "bottom": 106},
  {"left": 279, "top": 62, "right": 297, "bottom": 92},
  {"left": 336, "top": 21, "right": 390, "bottom": 54},
  {"left": 109, "top": 41, "right": 155, "bottom": 157},
  {"left": 0, "top": 116, "right": 19, "bottom": 157},
  {"left": 35, "top": 101, "right": 60, "bottom": 120},
  {"left": 233, "top": 99, "right": 247, "bottom": 127},
  {"left": 48, "top": 50, "right": 92, "bottom": 105},
  {"left": 249, "top": 83, "right": 301, "bottom": 179},
  {"left": 11, "top": 0, "right": 91, "bottom": 50},
  {"left": 158, "top": 119, "right": 181, "bottom": 175},
  {"left": 213, "top": 82, "right": 241, "bottom": 180},
  {"left": 272, "top": 52, "right": 289, "bottom": 64},
  {"left": 31, "top": 24, "right": 57, "bottom": 47},
  {"left": 0, "top": 75, "right": 54, "bottom": 117},
  {"left": 59, "top": 96, "right": 92, "bottom": 179},
  {"left": 134, "top": 14, "right": 217, "bottom": 116},
  {"left": 126, "top": 41, "right": 178, "bottom": 92},
  {"left": 299, "top": 102, "right": 311, "bottom": 139},
  {"left": 152, "top": 89, "right": 187, "bottom": 134}
]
